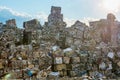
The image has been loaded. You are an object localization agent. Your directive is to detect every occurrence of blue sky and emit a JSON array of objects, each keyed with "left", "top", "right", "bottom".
[{"left": 0, "top": 0, "right": 120, "bottom": 28}]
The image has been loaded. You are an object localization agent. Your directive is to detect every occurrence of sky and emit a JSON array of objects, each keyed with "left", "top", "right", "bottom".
[{"left": 0, "top": 0, "right": 120, "bottom": 28}]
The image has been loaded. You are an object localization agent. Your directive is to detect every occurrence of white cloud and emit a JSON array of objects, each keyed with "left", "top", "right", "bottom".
[
  {"left": 35, "top": 12, "right": 48, "bottom": 21},
  {"left": 0, "top": 6, "right": 49, "bottom": 25},
  {"left": 64, "top": 18, "right": 76, "bottom": 27},
  {"left": 0, "top": 6, "right": 99, "bottom": 27},
  {"left": 0, "top": 6, "right": 32, "bottom": 18},
  {"left": 0, "top": 6, "right": 50, "bottom": 26},
  {"left": 81, "top": 17, "right": 98, "bottom": 26},
  {"left": 64, "top": 17, "right": 98, "bottom": 27},
  {"left": 0, "top": 6, "right": 49, "bottom": 22}
]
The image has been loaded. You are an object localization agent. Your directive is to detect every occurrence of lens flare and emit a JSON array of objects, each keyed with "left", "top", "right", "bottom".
[{"left": 102, "top": 0, "right": 119, "bottom": 13}]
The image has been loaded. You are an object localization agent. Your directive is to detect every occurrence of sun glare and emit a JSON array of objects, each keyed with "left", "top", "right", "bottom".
[{"left": 102, "top": 0, "right": 119, "bottom": 13}]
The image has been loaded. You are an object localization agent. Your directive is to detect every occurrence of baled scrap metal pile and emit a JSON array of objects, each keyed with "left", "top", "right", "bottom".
[
  {"left": 50, "top": 44, "right": 120, "bottom": 79},
  {"left": 0, "top": 6, "right": 120, "bottom": 80}
]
